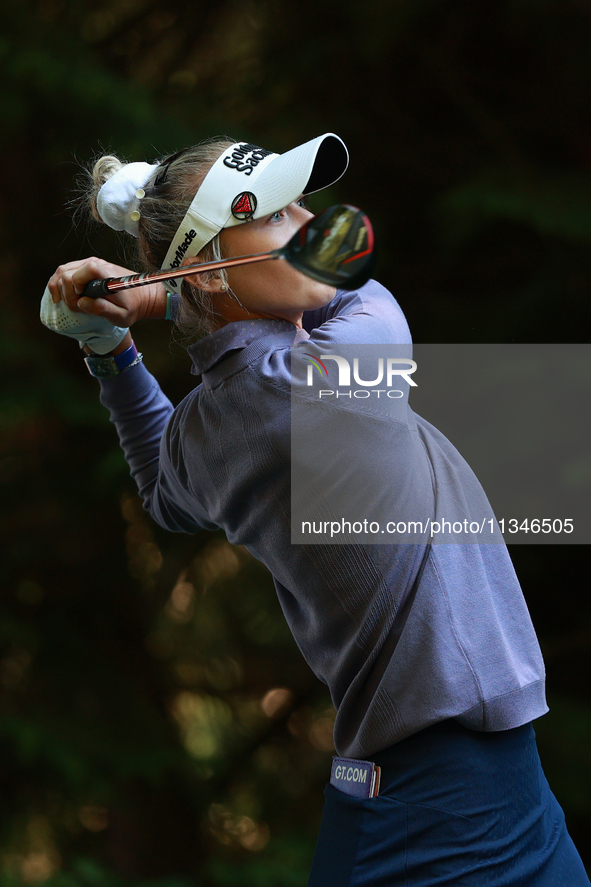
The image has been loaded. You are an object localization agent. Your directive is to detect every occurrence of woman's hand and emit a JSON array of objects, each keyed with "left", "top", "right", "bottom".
[{"left": 47, "top": 257, "right": 167, "bottom": 328}]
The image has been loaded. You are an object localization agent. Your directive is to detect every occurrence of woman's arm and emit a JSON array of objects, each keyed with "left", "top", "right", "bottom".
[
  {"left": 97, "top": 362, "right": 205, "bottom": 533},
  {"left": 43, "top": 259, "right": 204, "bottom": 534}
]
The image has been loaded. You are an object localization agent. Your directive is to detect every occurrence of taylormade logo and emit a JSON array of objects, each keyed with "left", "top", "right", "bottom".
[{"left": 170, "top": 229, "right": 197, "bottom": 269}]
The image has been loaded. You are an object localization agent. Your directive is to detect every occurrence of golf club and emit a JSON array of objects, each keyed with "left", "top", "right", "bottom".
[{"left": 81, "top": 204, "right": 374, "bottom": 299}]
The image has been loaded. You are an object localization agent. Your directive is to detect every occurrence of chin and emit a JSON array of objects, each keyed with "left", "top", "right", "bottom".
[{"left": 304, "top": 284, "right": 337, "bottom": 309}]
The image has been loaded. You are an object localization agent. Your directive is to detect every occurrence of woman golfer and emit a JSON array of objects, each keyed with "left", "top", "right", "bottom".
[{"left": 43, "top": 134, "right": 590, "bottom": 885}]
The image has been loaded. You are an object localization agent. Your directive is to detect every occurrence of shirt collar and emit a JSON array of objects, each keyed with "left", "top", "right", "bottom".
[{"left": 188, "top": 318, "right": 310, "bottom": 375}]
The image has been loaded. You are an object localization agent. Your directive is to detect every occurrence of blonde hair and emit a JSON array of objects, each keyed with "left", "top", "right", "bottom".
[{"left": 87, "top": 137, "right": 236, "bottom": 336}]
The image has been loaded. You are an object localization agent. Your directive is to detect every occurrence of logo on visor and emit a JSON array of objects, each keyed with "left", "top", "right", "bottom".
[
  {"left": 231, "top": 191, "right": 258, "bottom": 220},
  {"left": 224, "top": 144, "right": 273, "bottom": 175}
]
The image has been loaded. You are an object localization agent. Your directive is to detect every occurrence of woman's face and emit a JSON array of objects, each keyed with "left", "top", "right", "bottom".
[{"left": 213, "top": 199, "right": 337, "bottom": 327}]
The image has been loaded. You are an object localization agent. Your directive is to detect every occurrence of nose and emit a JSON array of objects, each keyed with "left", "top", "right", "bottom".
[{"left": 293, "top": 202, "right": 314, "bottom": 222}]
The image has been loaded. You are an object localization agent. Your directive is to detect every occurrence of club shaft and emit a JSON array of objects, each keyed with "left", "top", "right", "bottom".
[{"left": 103, "top": 249, "right": 281, "bottom": 293}]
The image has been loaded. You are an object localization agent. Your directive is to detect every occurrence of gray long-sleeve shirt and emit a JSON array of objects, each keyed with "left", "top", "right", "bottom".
[{"left": 98, "top": 280, "right": 548, "bottom": 757}]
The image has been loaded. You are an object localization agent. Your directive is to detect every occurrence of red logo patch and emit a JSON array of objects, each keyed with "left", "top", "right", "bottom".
[{"left": 231, "top": 191, "right": 258, "bottom": 220}]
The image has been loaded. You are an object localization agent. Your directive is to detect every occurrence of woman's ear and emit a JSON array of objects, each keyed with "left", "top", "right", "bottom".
[{"left": 180, "top": 256, "right": 225, "bottom": 293}]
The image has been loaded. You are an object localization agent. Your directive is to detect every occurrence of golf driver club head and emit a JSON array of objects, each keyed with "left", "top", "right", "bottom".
[{"left": 282, "top": 204, "right": 375, "bottom": 290}]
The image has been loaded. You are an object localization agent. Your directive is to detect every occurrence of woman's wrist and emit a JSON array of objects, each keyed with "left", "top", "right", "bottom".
[
  {"left": 139, "top": 285, "right": 168, "bottom": 321},
  {"left": 83, "top": 338, "right": 143, "bottom": 378},
  {"left": 83, "top": 330, "right": 133, "bottom": 357},
  {"left": 110, "top": 331, "right": 134, "bottom": 355}
]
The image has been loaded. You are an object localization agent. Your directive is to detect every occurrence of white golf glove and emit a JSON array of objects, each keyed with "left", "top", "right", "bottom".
[{"left": 40, "top": 286, "right": 129, "bottom": 355}]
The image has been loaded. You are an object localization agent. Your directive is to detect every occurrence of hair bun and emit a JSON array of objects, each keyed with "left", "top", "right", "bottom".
[{"left": 96, "top": 161, "right": 159, "bottom": 236}]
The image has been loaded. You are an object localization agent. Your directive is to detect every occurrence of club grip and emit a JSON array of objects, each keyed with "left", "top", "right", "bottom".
[{"left": 82, "top": 278, "right": 114, "bottom": 299}]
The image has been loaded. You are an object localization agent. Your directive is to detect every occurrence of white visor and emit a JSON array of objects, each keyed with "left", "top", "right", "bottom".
[{"left": 162, "top": 133, "right": 348, "bottom": 293}]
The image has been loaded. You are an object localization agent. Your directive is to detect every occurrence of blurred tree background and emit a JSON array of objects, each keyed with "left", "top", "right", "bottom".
[{"left": 1, "top": 0, "right": 590, "bottom": 883}]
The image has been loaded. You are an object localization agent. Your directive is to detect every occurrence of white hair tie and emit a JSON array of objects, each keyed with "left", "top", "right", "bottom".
[{"left": 96, "top": 162, "right": 158, "bottom": 236}]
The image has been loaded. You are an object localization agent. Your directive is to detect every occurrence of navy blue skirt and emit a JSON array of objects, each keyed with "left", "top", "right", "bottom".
[{"left": 308, "top": 720, "right": 589, "bottom": 886}]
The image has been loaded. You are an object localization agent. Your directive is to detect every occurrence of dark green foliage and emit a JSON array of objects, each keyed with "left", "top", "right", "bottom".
[{"left": 1, "top": 0, "right": 590, "bottom": 883}]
